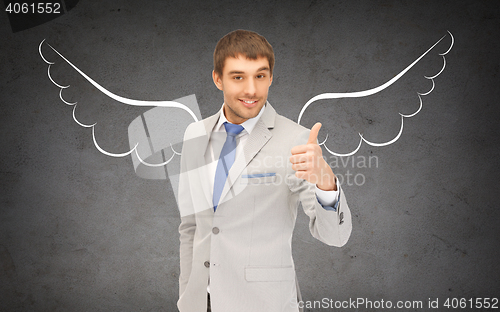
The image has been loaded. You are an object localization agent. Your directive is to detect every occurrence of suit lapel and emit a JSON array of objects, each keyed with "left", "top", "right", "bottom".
[
  {"left": 218, "top": 103, "right": 276, "bottom": 206},
  {"left": 191, "top": 112, "right": 220, "bottom": 212}
]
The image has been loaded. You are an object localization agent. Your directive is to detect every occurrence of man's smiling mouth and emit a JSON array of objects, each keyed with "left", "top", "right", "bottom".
[{"left": 240, "top": 99, "right": 258, "bottom": 107}]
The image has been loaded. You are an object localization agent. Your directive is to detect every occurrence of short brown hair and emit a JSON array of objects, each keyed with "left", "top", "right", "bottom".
[{"left": 213, "top": 29, "right": 275, "bottom": 77}]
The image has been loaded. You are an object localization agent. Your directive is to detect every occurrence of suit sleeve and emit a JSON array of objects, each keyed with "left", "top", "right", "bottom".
[
  {"left": 287, "top": 129, "right": 352, "bottom": 247},
  {"left": 178, "top": 125, "right": 197, "bottom": 297}
]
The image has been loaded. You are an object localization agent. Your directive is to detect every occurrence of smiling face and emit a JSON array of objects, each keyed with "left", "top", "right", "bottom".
[{"left": 213, "top": 54, "right": 273, "bottom": 124}]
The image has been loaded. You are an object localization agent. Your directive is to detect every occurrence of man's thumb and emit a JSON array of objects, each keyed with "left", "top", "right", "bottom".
[{"left": 307, "top": 122, "right": 322, "bottom": 144}]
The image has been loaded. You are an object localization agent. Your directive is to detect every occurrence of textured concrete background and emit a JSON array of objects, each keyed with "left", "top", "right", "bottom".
[{"left": 1, "top": 0, "right": 499, "bottom": 311}]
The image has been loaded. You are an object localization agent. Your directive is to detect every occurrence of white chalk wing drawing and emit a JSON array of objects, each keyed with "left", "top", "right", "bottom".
[
  {"left": 39, "top": 39, "right": 202, "bottom": 180},
  {"left": 39, "top": 31, "right": 454, "bottom": 178},
  {"left": 298, "top": 31, "right": 454, "bottom": 156}
]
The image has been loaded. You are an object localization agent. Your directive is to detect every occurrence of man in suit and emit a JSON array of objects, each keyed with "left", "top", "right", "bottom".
[{"left": 177, "top": 29, "right": 352, "bottom": 312}]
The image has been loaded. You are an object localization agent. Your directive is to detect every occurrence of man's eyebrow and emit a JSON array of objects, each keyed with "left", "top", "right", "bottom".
[{"left": 227, "top": 67, "right": 270, "bottom": 75}]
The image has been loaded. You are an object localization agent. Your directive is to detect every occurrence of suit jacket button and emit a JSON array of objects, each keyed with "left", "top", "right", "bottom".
[
  {"left": 204, "top": 261, "right": 210, "bottom": 268},
  {"left": 212, "top": 227, "right": 220, "bottom": 234}
]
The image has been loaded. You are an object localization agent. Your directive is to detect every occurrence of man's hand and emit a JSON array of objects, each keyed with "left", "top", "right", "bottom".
[{"left": 290, "top": 123, "right": 337, "bottom": 191}]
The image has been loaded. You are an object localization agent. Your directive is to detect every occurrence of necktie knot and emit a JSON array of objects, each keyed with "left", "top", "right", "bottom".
[{"left": 224, "top": 122, "right": 244, "bottom": 137}]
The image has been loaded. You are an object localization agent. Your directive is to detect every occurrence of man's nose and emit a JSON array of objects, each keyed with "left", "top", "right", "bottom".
[{"left": 244, "top": 78, "right": 257, "bottom": 95}]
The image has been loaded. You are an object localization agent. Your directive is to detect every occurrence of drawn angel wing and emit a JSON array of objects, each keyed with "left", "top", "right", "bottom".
[
  {"left": 298, "top": 31, "right": 454, "bottom": 156},
  {"left": 39, "top": 39, "right": 202, "bottom": 179},
  {"left": 40, "top": 31, "right": 454, "bottom": 182}
]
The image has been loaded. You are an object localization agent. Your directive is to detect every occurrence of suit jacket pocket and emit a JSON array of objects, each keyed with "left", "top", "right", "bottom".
[
  {"left": 244, "top": 266, "right": 294, "bottom": 282},
  {"left": 240, "top": 173, "right": 276, "bottom": 185}
]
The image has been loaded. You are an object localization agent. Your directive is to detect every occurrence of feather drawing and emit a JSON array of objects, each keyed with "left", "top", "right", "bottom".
[
  {"left": 298, "top": 31, "right": 454, "bottom": 156},
  {"left": 39, "top": 31, "right": 454, "bottom": 179}
]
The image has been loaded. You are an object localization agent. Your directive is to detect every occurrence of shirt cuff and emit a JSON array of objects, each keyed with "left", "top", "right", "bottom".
[{"left": 315, "top": 179, "right": 340, "bottom": 211}]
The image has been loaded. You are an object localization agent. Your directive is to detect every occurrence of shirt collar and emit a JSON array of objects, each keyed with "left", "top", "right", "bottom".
[{"left": 214, "top": 102, "right": 266, "bottom": 134}]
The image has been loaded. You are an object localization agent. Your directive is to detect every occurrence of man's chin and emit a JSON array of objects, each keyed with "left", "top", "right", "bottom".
[
  {"left": 241, "top": 107, "right": 262, "bottom": 119},
  {"left": 225, "top": 102, "right": 263, "bottom": 123}
]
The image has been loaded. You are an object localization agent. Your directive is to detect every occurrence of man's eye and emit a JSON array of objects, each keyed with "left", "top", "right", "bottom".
[
  {"left": 234, "top": 76, "right": 243, "bottom": 80},
  {"left": 257, "top": 75, "right": 265, "bottom": 79}
]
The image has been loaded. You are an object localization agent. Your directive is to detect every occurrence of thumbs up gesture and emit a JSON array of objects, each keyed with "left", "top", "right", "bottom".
[{"left": 290, "top": 123, "right": 337, "bottom": 191}]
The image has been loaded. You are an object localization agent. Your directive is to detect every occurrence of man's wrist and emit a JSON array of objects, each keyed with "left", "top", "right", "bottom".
[{"left": 316, "top": 175, "right": 337, "bottom": 191}]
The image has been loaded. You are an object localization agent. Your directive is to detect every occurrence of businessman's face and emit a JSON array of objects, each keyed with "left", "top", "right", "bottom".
[{"left": 213, "top": 54, "right": 273, "bottom": 124}]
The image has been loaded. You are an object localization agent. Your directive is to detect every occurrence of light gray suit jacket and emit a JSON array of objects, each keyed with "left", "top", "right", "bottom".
[{"left": 177, "top": 103, "right": 352, "bottom": 312}]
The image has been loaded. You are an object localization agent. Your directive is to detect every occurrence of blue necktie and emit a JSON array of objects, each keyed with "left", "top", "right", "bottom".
[{"left": 213, "top": 122, "right": 244, "bottom": 211}]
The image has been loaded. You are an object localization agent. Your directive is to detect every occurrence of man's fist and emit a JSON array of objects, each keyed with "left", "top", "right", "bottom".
[{"left": 290, "top": 123, "right": 337, "bottom": 191}]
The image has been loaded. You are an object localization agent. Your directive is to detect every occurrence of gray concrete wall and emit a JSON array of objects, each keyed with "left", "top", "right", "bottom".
[{"left": 1, "top": 0, "right": 499, "bottom": 311}]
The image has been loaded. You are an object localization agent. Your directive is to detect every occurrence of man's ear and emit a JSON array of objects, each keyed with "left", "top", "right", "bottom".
[
  {"left": 269, "top": 74, "right": 273, "bottom": 86},
  {"left": 212, "top": 70, "right": 223, "bottom": 91}
]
